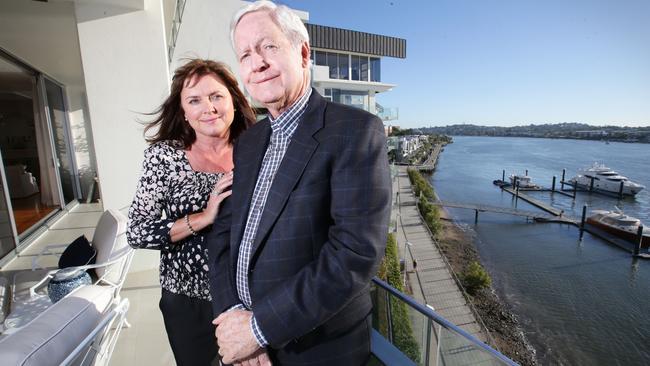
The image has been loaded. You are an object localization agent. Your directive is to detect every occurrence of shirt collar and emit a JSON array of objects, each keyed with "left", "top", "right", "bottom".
[{"left": 269, "top": 88, "right": 312, "bottom": 137}]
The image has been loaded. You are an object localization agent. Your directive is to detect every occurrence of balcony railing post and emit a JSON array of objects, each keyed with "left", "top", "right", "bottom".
[
  {"left": 424, "top": 317, "right": 432, "bottom": 366},
  {"left": 385, "top": 289, "right": 394, "bottom": 344}
]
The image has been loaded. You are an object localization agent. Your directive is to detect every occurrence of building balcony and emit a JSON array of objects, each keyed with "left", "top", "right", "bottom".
[
  {"left": 312, "top": 65, "right": 395, "bottom": 93},
  {"left": 0, "top": 204, "right": 516, "bottom": 365}
]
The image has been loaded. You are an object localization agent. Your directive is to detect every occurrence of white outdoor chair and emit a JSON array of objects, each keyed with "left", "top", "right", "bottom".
[
  {"left": 0, "top": 284, "right": 129, "bottom": 366},
  {"left": 5, "top": 209, "right": 134, "bottom": 332}
]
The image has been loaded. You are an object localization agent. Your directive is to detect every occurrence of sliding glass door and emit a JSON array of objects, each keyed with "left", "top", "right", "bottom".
[
  {"left": 42, "top": 76, "right": 79, "bottom": 206},
  {"left": 0, "top": 51, "right": 79, "bottom": 242}
]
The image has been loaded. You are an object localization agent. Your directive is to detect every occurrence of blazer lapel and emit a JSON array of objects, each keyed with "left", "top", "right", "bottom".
[
  {"left": 249, "top": 91, "right": 327, "bottom": 258},
  {"left": 231, "top": 121, "right": 272, "bottom": 265}
]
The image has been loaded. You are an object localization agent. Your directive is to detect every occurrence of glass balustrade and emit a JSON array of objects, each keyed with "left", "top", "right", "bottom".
[{"left": 370, "top": 278, "right": 517, "bottom": 366}]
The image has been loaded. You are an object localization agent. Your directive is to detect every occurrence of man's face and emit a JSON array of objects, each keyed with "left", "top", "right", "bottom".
[{"left": 234, "top": 11, "right": 309, "bottom": 117}]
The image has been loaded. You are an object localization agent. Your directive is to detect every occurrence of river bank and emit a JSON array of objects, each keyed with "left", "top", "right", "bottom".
[
  {"left": 435, "top": 208, "right": 537, "bottom": 365},
  {"left": 403, "top": 141, "right": 537, "bottom": 364}
]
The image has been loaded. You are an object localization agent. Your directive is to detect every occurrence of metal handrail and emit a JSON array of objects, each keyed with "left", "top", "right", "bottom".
[{"left": 372, "top": 277, "right": 518, "bottom": 366}]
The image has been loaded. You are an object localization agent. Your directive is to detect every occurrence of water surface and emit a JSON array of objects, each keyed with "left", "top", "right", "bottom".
[{"left": 431, "top": 136, "right": 650, "bottom": 365}]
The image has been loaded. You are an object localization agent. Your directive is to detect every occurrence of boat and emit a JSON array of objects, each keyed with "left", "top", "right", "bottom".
[
  {"left": 509, "top": 174, "right": 539, "bottom": 189},
  {"left": 586, "top": 208, "right": 650, "bottom": 247},
  {"left": 569, "top": 163, "right": 645, "bottom": 196}
]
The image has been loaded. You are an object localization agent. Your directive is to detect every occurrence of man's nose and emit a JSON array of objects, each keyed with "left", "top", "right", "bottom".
[{"left": 250, "top": 52, "right": 268, "bottom": 71}]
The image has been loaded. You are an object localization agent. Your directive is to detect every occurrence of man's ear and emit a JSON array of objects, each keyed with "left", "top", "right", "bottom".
[{"left": 301, "top": 42, "right": 311, "bottom": 68}]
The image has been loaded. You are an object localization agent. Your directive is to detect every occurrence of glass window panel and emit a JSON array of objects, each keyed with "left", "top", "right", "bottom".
[
  {"left": 360, "top": 56, "right": 369, "bottom": 82},
  {"left": 43, "top": 78, "right": 77, "bottom": 205},
  {"left": 315, "top": 51, "right": 327, "bottom": 66},
  {"left": 371, "top": 57, "right": 381, "bottom": 82},
  {"left": 327, "top": 52, "right": 338, "bottom": 79},
  {"left": 338, "top": 53, "right": 349, "bottom": 80},
  {"left": 351, "top": 55, "right": 360, "bottom": 81},
  {"left": 332, "top": 89, "right": 341, "bottom": 104}
]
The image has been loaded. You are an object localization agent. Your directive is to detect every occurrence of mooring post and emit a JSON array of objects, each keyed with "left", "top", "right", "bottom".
[
  {"left": 635, "top": 225, "right": 644, "bottom": 256},
  {"left": 515, "top": 181, "right": 519, "bottom": 207},
  {"left": 573, "top": 180, "right": 577, "bottom": 200},
  {"left": 552, "top": 176, "right": 556, "bottom": 192},
  {"left": 619, "top": 181, "right": 624, "bottom": 199},
  {"left": 589, "top": 176, "right": 595, "bottom": 192},
  {"left": 502, "top": 169, "right": 505, "bottom": 182},
  {"left": 475, "top": 209, "right": 479, "bottom": 224},
  {"left": 579, "top": 205, "right": 587, "bottom": 240},
  {"left": 561, "top": 169, "right": 566, "bottom": 190},
  {"left": 525, "top": 169, "right": 528, "bottom": 176}
]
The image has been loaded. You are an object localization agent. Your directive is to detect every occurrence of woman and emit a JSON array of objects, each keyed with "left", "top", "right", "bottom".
[{"left": 126, "top": 59, "right": 255, "bottom": 365}]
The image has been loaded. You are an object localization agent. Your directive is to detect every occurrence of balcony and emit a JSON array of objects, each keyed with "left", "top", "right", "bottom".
[
  {"left": 370, "top": 278, "right": 517, "bottom": 365},
  {"left": 312, "top": 65, "right": 396, "bottom": 93},
  {"left": 0, "top": 204, "right": 517, "bottom": 365},
  {"left": 376, "top": 103, "right": 399, "bottom": 121}
]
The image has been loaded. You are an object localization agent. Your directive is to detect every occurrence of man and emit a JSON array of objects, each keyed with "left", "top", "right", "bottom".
[{"left": 207, "top": 1, "right": 391, "bottom": 364}]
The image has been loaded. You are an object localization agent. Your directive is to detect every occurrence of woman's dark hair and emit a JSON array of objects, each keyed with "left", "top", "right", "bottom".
[{"left": 144, "top": 59, "right": 255, "bottom": 148}]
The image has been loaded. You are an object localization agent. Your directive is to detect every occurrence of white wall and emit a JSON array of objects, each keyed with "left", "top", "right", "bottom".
[
  {"left": 75, "top": 0, "right": 170, "bottom": 210},
  {"left": 171, "top": 0, "right": 247, "bottom": 75}
]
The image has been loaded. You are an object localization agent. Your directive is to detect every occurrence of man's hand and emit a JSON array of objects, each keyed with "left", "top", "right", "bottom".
[
  {"left": 213, "top": 309, "right": 260, "bottom": 364},
  {"left": 234, "top": 348, "right": 273, "bottom": 366}
]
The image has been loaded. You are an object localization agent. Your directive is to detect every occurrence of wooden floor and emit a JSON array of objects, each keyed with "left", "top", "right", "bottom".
[{"left": 10, "top": 194, "right": 58, "bottom": 234}]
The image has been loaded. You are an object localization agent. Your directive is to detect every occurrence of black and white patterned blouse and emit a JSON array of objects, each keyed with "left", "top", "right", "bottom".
[{"left": 127, "top": 140, "right": 223, "bottom": 300}]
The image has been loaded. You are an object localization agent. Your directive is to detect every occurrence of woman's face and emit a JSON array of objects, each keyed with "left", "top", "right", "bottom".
[{"left": 180, "top": 73, "right": 235, "bottom": 140}]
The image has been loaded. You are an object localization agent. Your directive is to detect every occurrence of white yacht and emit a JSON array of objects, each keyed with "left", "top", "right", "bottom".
[
  {"left": 587, "top": 208, "right": 649, "bottom": 246},
  {"left": 509, "top": 174, "right": 539, "bottom": 189},
  {"left": 570, "top": 163, "right": 645, "bottom": 196}
]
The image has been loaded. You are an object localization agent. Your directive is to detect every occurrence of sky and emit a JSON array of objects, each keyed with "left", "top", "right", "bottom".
[{"left": 281, "top": 0, "right": 650, "bottom": 128}]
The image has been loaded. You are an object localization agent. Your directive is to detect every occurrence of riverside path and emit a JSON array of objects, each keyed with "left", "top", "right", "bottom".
[{"left": 392, "top": 165, "right": 490, "bottom": 347}]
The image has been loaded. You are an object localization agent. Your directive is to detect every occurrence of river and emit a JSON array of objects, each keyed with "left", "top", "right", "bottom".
[{"left": 430, "top": 136, "right": 650, "bottom": 365}]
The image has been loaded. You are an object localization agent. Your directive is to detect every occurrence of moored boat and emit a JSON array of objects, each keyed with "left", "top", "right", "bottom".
[
  {"left": 509, "top": 174, "right": 539, "bottom": 189},
  {"left": 586, "top": 209, "right": 650, "bottom": 247},
  {"left": 570, "top": 163, "right": 645, "bottom": 196}
]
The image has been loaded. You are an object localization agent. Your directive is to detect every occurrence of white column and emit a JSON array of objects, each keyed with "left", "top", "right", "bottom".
[{"left": 75, "top": 0, "right": 170, "bottom": 210}]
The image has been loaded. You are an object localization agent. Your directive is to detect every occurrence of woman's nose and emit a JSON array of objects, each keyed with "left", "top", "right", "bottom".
[{"left": 203, "top": 100, "right": 217, "bottom": 114}]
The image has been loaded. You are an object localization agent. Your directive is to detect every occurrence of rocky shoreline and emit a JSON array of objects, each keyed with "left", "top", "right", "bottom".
[{"left": 436, "top": 209, "right": 538, "bottom": 365}]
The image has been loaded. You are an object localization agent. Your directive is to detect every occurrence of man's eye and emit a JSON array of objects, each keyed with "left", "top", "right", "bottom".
[{"left": 264, "top": 44, "right": 277, "bottom": 50}]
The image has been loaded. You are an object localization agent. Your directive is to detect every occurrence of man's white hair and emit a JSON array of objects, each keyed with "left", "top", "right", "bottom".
[{"left": 230, "top": 0, "right": 310, "bottom": 50}]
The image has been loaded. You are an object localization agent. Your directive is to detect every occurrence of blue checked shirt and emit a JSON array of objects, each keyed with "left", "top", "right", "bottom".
[{"left": 235, "top": 88, "right": 312, "bottom": 347}]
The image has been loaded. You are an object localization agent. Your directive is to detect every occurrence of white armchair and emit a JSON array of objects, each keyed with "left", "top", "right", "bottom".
[
  {"left": 0, "top": 285, "right": 130, "bottom": 366},
  {"left": 5, "top": 209, "right": 134, "bottom": 332}
]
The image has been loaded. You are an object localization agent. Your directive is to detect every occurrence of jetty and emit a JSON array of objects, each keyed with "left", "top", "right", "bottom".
[
  {"left": 431, "top": 200, "right": 576, "bottom": 224},
  {"left": 413, "top": 145, "right": 443, "bottom": 172},
  {"left": 492, "top": 174, "right": 649, "bottom": 257}
]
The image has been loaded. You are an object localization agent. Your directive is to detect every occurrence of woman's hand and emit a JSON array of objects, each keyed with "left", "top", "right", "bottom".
[
  {"left": 169, "top": 171, "right": 233, "bottom": 242},
  {"left": 202, "top": 171, "right": 234, "bottom": 225}
]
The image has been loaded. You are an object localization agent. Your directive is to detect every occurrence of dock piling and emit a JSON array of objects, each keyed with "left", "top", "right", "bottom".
[
  {"left": 635, "top": 225, "right": 644, "bottom": 256},
  {"left": 561, "top": 169, "right": 566, "bottom": 189},
  {"left": 474, "top": 209, "right": 479, "bottom": 224},
  {"left": 525, "top": 169, "right": 528, "bottom": 176},
  {"left": 552, "top": 176, "right": 556, "bottom": 192},
  {"left": 502, "top": 169, "right": 505, "bottom": 182},
  {"left": 589, "top": 176, "right": 595, "bottom": 192},
  {"left": 573, "top": 181, "right": 577, "bottom": 200},
  {"left": 579, "top": 205, "right": 587, "bottom": 240}
]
